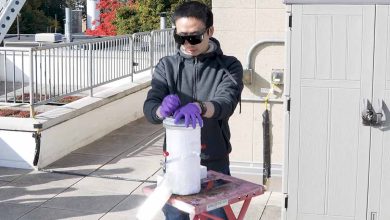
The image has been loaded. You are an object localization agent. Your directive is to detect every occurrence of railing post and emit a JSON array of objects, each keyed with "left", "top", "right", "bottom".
[
  {"left": 131, "top": 34, "right": 135, "bottom": 82},
  {"left": 150, "top": 31, "right": 154, "bottom": 76},
  {"left": 88, "top": 42, "right": 93, "bottom": 96},
  {"left": 3, "top": 49, "right": 7, "bottom": 101},
  {"left": 29, "top": 48, "right": 35, "bottom": 118}
]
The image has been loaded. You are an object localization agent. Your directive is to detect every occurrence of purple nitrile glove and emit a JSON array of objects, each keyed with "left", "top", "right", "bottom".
[
  {"left": 173, "top": 103, "right": 203, "bottom": 129},
  {"left": 160, "top": 94, "right": 181, "bottom": 118}
]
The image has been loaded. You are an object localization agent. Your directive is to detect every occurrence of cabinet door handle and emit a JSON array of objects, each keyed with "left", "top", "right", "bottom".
[{"left": 371, "top": 212, "right": 377, "bottom": 220}]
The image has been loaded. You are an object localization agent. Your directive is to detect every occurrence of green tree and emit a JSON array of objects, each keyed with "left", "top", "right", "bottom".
[
  {"left": 41, "top": 0, "right": 67, "bottom": 33},
  {"left": 113, "top": 0, "right": 211, "bottom": 34},
  {"left": 114, "top": 3, "right": 140, "bottom": 35},
  {"left": 8, "top": 0, "right": 79, "bottom": 34},
  {"left": 136, "top": 0, "right": 170, "bottom": 31},
  {"left": 8, "top": 0, "right": 50, "bottom": 34},
  {"left": 91, "top": 0, "right": 212, "bottom": 35}
]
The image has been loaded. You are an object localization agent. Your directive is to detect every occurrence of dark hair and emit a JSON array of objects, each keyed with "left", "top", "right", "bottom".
[{"left": 172, "top": 1, "right": 213, "bottom": 28}]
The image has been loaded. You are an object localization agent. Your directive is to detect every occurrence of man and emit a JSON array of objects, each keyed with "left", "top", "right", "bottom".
[{"left": 143, "top": 1, "right": 243, "bottom": 219}]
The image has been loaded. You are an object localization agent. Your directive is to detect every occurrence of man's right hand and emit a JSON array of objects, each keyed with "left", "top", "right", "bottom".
[{"left": 159, "top": 94, "right": 181, "bottom": 118}]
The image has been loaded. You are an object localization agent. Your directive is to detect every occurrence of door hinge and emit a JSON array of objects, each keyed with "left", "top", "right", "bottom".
[
  {"left": 284, "top": 195, "right": 288, "bottom": 209},
  {"left": 289, "top": 15, "right": 292, "bottom": 28},
  {"left": 287, "top": 99, "right": 291, "bottom": 112}
]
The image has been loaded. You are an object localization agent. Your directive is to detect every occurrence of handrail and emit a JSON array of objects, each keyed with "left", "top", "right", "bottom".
[{"left": 0, "top": 28, "right": 176, "bottom": 117}]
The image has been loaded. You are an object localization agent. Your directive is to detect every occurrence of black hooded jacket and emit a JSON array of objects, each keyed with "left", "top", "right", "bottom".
[{"left": 143, "top": 38, "right": 243, "bottom": 167}]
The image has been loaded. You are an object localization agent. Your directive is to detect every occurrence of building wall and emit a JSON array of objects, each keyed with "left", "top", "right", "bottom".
[{"left": 212, "top": 0, "right": 286, "bottom": 168}]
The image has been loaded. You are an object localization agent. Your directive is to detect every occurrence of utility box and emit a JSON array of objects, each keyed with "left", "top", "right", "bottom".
[
  {"left": 271, "top": 69, "right": 284, "bottom": 85},
  {"left": 284, "top": 1, "right": 390, "bottom": 220},
  {"left": 35, "top": 33, "right": 63, "bottom": 43}
]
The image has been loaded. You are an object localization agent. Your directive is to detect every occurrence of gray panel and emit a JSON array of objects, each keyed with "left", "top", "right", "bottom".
[
  {"left": 301, "top": 15, "right": 316, "bottom": 78},
  {"left": 379, "top": 90, "right": 390, "bottom": 220},
  {"left": 346, "top": 16, "right": 363, "bottom": 80},
  {"left": 387, "top": 8, "right": 390, "bottom": 90},
  {"left": 332, "top": 15, "right": 347, "bottom": 79},
  {"left": 285, "top": 0, "right": 390, "bottom": 4},
  {"left": 316, "top": 16, "right": 332, "bottom": 79},
  {"left": 327, "top": 88, "right": 360, "bottom": 216},
  {"left": 298, "top": 87, "right": 329, "bottom": 215}
]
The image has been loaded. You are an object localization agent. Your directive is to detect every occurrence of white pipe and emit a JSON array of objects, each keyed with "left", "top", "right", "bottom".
[
  {"left": 65, "top": 8, "right": 72, "bottom": 43},
  {"left": 87, "top": 0, "right": 100, "bottom": 30},
  {"left": 160, "top": 13, "right": 167, "bottom": 30},
  {"left": 245, "top": 39, "right": 285, "bottom": 71}
]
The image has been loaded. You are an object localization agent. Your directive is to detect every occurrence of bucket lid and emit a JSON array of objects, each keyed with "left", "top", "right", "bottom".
[{"left": 163, "top": 117, "right": 201, "bottom": 128}]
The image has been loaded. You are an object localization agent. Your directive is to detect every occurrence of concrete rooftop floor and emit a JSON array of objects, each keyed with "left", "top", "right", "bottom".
[{"left": 0, "top": 117, "right": 282, "bottom": 220}]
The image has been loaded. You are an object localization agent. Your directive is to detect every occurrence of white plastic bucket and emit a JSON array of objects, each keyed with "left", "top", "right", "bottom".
[{"left": 163, "top": 117, "right": 201, "bottom": 195}]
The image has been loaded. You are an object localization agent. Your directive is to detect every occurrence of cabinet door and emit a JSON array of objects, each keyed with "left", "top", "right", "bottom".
[
  {"left": 369, "top": 5, "right": 390, "bottom": 220},
  {"left": 288, "top": 5, "right": 375, "bottom": 220}
]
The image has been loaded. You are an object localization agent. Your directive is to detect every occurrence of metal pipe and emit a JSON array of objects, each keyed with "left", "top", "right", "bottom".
[
  {"left": 160, "top": 12, "right": 167, "bottom": 30},
  {"left": 29, "top": 48, "right": 35, "bottom": 117},
  {"left": 241, "top": 97, "right": 283, "bottom": 104},
  {"left": 3, "top": 50, "right": 7, "bottom": 101},
  {"left": 150, "top": 31, "right": 154, "bottom": 75},
  {"left": 89, "top": 42, "right": 93, "bottom": 96},
  {"left": 64, "top": 8, "right": 72, "bottom": 43},
  {"left": 245, "top": 39, "right": 285, "bottom": 71}
]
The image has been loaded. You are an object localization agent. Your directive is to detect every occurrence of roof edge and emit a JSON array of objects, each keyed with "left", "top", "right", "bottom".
[{"left": 284, "top": 0, "right": 390, "bottom": 4}]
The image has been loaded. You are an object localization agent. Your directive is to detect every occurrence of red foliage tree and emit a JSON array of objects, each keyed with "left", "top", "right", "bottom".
[{"left": 86, "top": 0, "right": 125, "bottom": 36}]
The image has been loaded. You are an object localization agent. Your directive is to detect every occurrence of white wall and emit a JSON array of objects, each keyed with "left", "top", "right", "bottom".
[
  {"left": 0, "top": 78, "right": 149, "bottom": 169},
  {"left": 212, "top": 0, "right": 286, "bottom": 170},
  {"left": 38, "top": 87, "right": 148, "bottom": 168},
  {"left": 0, "top": 130, "right": 36, "bottom": 169}
]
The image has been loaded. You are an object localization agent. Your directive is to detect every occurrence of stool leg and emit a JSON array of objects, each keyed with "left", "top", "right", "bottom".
[
  {"left": 223, "top": 205, "right": 237, "bottom": 220},
  {"left": 237, "top": 198, "right": 252, "bottom": 220}
]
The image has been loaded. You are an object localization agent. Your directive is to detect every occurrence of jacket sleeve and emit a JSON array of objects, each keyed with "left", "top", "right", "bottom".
[
  {"left": 210, "top": 57, "right": 244, "bottom": 120},
  {"left": 143, "top": 60, "right": 169, "bottom": 124}
]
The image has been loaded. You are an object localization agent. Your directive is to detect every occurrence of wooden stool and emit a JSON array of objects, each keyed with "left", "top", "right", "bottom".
[{"left": 143, "top": 170, "right": 265, "bottom": 220}]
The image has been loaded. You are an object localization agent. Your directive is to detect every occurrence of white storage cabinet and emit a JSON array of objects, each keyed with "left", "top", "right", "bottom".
[{"left": 284, "top": 1, "right": 390, "bottom": 220}]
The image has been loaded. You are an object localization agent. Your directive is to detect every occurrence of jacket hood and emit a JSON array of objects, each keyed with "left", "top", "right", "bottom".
[{"left": 176, "top": 37, "right": 223, "bottom": 60}]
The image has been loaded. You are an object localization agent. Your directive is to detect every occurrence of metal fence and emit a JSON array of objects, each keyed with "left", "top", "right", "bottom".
[{"left": 0, "top": 28, "right": 176, "bottom": 116}]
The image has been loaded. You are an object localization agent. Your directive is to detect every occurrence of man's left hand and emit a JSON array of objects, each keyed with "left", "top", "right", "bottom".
[{"left": 173, "top": 103, "right": 203, "bottom": 128}]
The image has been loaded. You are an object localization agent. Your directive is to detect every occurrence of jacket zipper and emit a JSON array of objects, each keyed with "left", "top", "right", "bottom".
[{"left": 193, "top": 57, "right": 198, "bottom": 101}]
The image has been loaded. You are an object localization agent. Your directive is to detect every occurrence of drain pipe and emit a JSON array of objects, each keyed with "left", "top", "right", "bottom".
[
  {"left": 242, "top": 39, "right": 285, "bottom": 103},
  {"left": 32, "top": 124, "right": 43, "bottom": 166}
]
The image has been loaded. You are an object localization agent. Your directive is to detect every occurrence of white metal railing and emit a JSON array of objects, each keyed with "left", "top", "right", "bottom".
[
  {"left": 151, "top": 29, "right": 176, "bottom": 65},
  {"left": 0, "top": 28, "right": 176, "bottom": 116}
]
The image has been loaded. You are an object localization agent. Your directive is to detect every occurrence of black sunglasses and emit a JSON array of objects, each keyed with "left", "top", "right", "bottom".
[{"left": 174, "top": 29, "right": 208, "bottom": 45}]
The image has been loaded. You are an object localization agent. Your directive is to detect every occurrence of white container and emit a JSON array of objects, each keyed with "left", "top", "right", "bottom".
[{"left": 163, "top": 117, "right": 201, "bottom": 195}]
